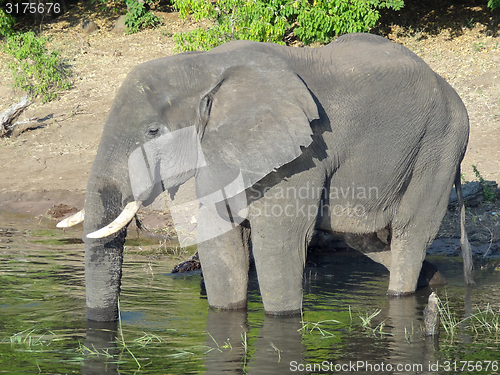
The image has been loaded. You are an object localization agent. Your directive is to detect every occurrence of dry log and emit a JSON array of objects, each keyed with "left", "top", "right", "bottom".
[{"left": 0, "top": 95, "right": 32, "bottom": 137}]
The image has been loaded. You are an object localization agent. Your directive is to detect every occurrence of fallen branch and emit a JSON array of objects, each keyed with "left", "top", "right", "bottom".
[
  {"left": 13, "top": 117, "right": 39, "bottom": 125},
  {"left": 0, "top": 95, "right": 32, "bottom": 137}
]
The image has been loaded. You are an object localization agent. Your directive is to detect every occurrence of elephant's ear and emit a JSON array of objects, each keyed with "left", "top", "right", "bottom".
[{"left": 196, "top": 62, "right": 319, "bottom": 199}]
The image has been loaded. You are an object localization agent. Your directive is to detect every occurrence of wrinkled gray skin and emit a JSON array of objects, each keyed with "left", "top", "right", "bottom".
[{"left": 82, "top": 33, "right": 472, "bottom": 321}]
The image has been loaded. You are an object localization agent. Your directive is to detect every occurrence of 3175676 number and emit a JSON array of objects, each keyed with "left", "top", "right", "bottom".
[
  {"left": 443, "top": 361, "right": 498, "bottom": 372},
  {"left": 5, "top": 2, "right": 61, "bottom": 15}
]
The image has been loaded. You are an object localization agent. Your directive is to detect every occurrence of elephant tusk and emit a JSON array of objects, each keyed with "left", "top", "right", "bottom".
[
  {"left": 56, "top": 209, "right": 85, "bottom": 228},
  {"left": 87, "top": 201, "right": 142, "bottom": 239}
]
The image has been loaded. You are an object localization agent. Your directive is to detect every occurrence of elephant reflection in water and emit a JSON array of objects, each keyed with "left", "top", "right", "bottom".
[{"left": 82, "top": 288, "right": 471, "bottom": 374}]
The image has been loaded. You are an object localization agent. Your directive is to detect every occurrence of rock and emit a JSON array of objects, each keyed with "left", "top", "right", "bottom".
[
  {"left": 423, "top": 292, "right": 440, "bottom": 336},
  {"left": 46, "top": 204, "right": 78, "bottom": 219},
  {"left": 112, "top": 15, "right": 127, "bottom": 34},
  {"left": 448, "top": 180, "right": 498, "bottom": 207},
  {"left": 81, "top": 19, "right": 99, "bottom": 35},
  {"left": 172, "top": 252, "right": 201, "bottom": 273}
]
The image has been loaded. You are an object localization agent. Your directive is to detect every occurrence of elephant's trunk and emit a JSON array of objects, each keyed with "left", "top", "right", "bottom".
[
  {"left": 83, "top": 170, "right": 131, "bottom": 321},
  {"left": 84, "top": 232, "right": 125, "bottom": 321}
]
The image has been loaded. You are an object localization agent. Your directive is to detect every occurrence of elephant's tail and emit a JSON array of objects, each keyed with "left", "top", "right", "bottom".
[{"left": 454, "top": 166, "right": 475, "bottom": 285}]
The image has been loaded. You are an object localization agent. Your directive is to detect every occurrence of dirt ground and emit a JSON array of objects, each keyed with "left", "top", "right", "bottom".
[{"left": 0, "top": 1, "right": 499, "bottom": 257}]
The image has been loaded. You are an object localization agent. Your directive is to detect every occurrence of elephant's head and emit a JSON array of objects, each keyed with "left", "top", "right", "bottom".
[{"left": 61, "top": 41, "right": 320, "bottom": 321}]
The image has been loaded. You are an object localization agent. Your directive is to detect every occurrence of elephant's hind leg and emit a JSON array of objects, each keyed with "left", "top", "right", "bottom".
[
  {"left": 387, "top": 215, "right": 449, "bottom": 296},
  {"left": 345, "top": 232, "right": 445, "bottom": 289}
]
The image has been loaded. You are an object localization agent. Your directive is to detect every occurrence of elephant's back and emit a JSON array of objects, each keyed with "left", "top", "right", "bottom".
[{"left": 326, "top": 33, "right": 423, "bottom": 63}]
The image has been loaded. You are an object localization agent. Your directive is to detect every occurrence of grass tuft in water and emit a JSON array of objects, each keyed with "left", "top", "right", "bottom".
[
  {"left": 75, "top": 299, "right": 197, "bottom": 370},
  {"left": 436, "top": 293, "right": 462, "bottom": 337},
  {"left": 270, "top": 342, "right": 281, "bottom": 363},
  {"left": 436, "top": 291, "right": 500, "bottom": 340},
  {"left": 359, "top": 309, "right": 381, "bottom": 328},
  {"left": 298, "top": 307, "right": 393, "bottom": 339},
  {"left": 9, "top": 328, "right": 59, "bottom": 349},
  {"left": 298, "top": 319, "right": 341, "bottom": 337},
  {"left": 205, "top": 331, "right": 233, "bottom": 353},
  {"left": 358, "top": 309, "right": 392, "bottom": 337}
]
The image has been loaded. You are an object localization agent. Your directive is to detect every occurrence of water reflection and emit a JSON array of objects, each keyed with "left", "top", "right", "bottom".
[
  {"left": 82, "top": 321, "right": 119, "bottom": 375},
  {"left": 79, "top": 253, "right": 478, "bottom": 375},
  {"left": 383, "top": 295, "right": 439, "bottom": 375},
  {"left": 2, "top": 213, "right": 500, "bottom": 374},
  {"left": 79, "top": 292, "right": 462, "bottom": 374},
  {"left": 203, "top": 312, "right": 306, "bottom": 374}
]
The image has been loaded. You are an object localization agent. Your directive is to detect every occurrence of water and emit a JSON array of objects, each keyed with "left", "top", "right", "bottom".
[{"left": 1, "top": 212, "right": 500, "bottom": 374}]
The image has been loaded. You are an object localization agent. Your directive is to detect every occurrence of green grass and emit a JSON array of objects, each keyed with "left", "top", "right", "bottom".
[
  {"left": 9, "top": 328, "right": 59, "bottom": 349},
  {"left": 437, "top": 292, "right": 500, "bottom": 340}
]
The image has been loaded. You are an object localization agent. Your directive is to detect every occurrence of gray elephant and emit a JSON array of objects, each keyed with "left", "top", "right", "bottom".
[{"left": 58, "top": 33, "right": 473, "bottom": 321}]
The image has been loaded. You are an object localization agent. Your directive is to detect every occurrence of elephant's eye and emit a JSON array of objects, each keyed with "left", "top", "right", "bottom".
[{"left": 146, "top": 126, "right": 160, "bottom": 138}]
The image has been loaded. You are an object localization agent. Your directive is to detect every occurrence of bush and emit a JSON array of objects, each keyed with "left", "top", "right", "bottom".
[
  {"left": 3, "top": 31, "right": 71, "bottom": 102},
  {"left": 172, "top": 0, "right": 404, "bottom": 51},
  {"left": 173, "top": 0, "right": 289, "bottom": 50},
  {"left": 0, "top": 3, "right": 16, "bottom": 37},
  {"left": 488, "top": 0, "right": 500, "bottom": 9},
  {"left": 124, "top": 0, "right": 161, "bottom": 34},
  {"left": 291, "top": 0, "right": 403, "bottom": 44},
  {"left": 90, "top": 0, "right": 160, "bottom": 33}
]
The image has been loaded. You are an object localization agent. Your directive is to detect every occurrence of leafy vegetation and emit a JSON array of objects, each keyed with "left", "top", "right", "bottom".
[
  {"left": 172, "top": 0, "right": 405, "bottom": 51},
  {"left": 488, "top": 0, "right": 500, "bottom": 9},
  {"left": 124, "top": 0, "right": 161, "bottom": 34},
  {"left": 0, "top": 6, "right": 15, "bottom": 37},
  {"left": 89, "top": 0, "right": 160, "bottom": 32},
  {"left": 472, "top": 164, "right": 497, "bottom": 202},
  {"left": 3, "top": 31, "right": 71, "bottom": 102}
]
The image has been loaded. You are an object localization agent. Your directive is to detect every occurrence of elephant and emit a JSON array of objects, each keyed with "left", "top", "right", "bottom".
[{"left": 58, "top": 33, "right": 473, "bottom": 322}]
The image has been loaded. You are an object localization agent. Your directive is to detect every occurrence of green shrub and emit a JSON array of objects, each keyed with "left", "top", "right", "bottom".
[
  {"left": 472, "top": 164, "right": 497, "bottom": 202},
  {"left": 0, "top": 7, "right": 16, "bottom": 37},
  {"left": 3, "top": 32, "right": 71, "bottom": 102},
  {"left": 89, "top": 0, "right": 160, "bottom": 33},
  {"left": 291, "top": 0, "right": 404, "bottom": 44},
  {"left": 124, "top": 0, "right": 161, "bottom": 34},
  {"left": 173, "top": 0, "right": 289, "bottom": 50},
  {"left": 172, "top": 0, "right": 404, "bottom": 51},
  {"left": 488, "top": 0, "right": 500, "bottom": 9}
]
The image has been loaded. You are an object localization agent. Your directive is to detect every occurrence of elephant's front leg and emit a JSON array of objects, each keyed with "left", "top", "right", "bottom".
[
  {"left": 250, "top": 202, "right": 316, "bottom": 315},
  {"left": 197, "top": 224, "right": 251, "bottom": 310}
]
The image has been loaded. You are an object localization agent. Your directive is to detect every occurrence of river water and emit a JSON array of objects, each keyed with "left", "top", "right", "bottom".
[{"left": 1, "top": 211, "right": 499, "bottom": 374}]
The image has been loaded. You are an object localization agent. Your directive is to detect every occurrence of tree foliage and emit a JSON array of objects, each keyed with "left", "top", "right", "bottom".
[
  {"left": 0, "top": 0, "right": 16, "bottom": 37},
  {"left": 90, "top": 0, "right": 160, "bottom": 33},
  {"left": 488, "top": 0, "right": 500, "bottom": 9},
  {"left": 172, "top": 0, "right": 405, "bottom": 51},
  {"left": 124, "top": 0, "right": 161, "bottom": 34}
]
